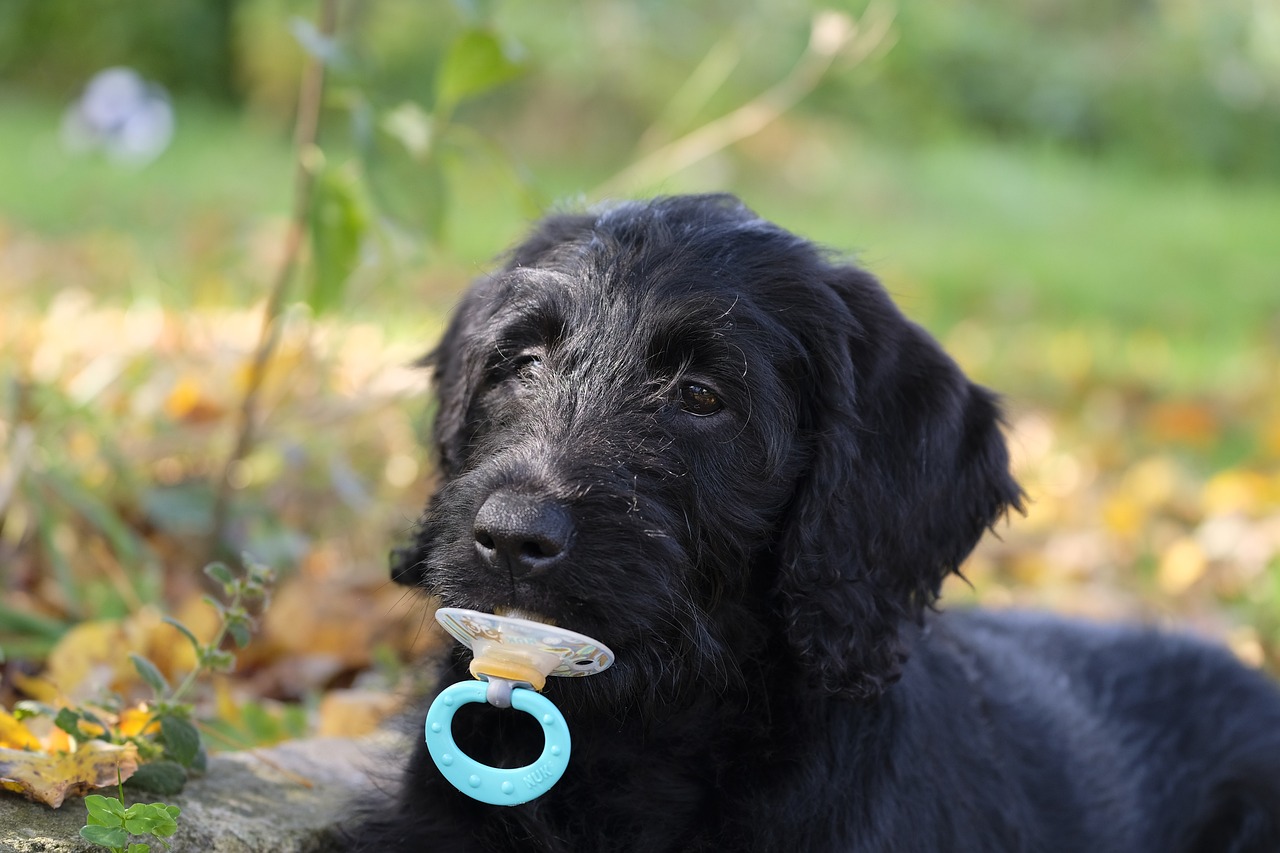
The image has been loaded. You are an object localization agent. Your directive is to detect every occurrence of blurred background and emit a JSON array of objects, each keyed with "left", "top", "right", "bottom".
[{"left": 1, "top": 0, "right": 1278, "bottom": 747}]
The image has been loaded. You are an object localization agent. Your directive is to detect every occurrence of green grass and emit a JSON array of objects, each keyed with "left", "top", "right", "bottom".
[
  {"left": 2, "top": 92, "right": 1277, "bottom": 394},
  {"left": 0, "top": 94, "right": 293, "bottom": 238},
  {"left": 737, "top": 130, "right": 1280, "bottom": 355}
]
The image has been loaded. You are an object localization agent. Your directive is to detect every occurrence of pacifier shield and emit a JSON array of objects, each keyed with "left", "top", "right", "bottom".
[
  {"left": 435, "top": 607, "right": 614, "bottom": 677},
  {"left": 425, "top": 680, "right": 571, "bottom": 806}
]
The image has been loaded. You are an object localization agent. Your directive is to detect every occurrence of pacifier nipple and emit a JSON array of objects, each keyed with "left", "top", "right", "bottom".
[{"left": 425, "top": 608, "right": 614, "bottom": 806}]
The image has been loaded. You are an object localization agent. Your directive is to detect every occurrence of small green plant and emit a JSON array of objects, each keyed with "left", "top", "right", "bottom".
[
  {"left": 44, "top": 557, "right": 276, "bottom": 797},
  {"left": 22, "top": 556, "right": 274, "bottom": 851},
  {"left": 80, "top": 772, "right": 180, "bottom": 853}
]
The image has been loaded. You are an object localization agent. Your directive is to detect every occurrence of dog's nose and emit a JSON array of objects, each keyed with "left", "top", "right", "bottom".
[{"left": 473, "top": 490, "right": 573, "bottom": 579}]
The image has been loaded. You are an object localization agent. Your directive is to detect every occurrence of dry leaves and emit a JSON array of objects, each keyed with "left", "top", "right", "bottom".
[
  {"left": 0, "top": 739, "right": 138, "bottom": 808},
  {"left": 2, "top": 225, "right": 1278, "bottom": 804}
]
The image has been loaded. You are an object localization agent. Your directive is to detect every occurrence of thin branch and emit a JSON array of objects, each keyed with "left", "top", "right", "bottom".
[
  {"left": 208, "top": 0, "right": 340, "bottom": 560},
  {"left": 593, "top": 5, "right": 896, "bottom": 199}
]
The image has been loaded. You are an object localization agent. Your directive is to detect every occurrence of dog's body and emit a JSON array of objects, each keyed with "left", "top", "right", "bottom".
[{"left": 354, "top": 195, "right": 1280, "bottom": 852}]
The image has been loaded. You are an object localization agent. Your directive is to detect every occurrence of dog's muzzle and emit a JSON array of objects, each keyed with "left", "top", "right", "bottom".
[{"left": 473, "top": 489, "right": 575, "bottom": 579}]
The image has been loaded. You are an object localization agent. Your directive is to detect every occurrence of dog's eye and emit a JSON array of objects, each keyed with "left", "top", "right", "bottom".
[
  {"left": 679, "top": 383, "right": 723, "bottom": 417},
  {"left": 510, "top": 352, "right": 543, "bottom": 376},
  {"left": 492, "top": 349, "right": 542, "bottom": 383}
]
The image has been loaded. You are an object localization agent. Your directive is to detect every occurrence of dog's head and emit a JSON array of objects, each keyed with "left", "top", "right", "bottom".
[{"left": 395, "top": 195, "right": 1022, "bottom": 706}]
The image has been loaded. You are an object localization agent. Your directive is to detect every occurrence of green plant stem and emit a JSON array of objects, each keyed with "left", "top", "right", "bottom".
[
  {"left": 165, "top": 589, "right": 241, "bottom": 706},
  {"left": 207, "top": 0, "right": 340, "bottom": 561},
  {"left": 593, "top": 4, "right": 895, "bottom": 198}
]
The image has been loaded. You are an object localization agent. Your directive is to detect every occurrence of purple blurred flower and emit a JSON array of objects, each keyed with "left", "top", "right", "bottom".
[{"left": 62, "top": 67, "right": 175, "bottom": 165}]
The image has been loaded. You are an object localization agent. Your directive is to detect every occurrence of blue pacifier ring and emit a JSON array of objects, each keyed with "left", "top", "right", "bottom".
[{"left": 426, "top": 680, "right": 571, "bottom": 806}]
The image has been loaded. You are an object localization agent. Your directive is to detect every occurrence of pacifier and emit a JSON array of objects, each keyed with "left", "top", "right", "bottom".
[{"left": 425, "top": 607, "right": 614, "bottom": 806}]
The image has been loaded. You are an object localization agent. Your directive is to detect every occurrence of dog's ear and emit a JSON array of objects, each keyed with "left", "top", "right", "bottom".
[
  {"left": 420, "top": 304, "right": 476, "bottom": 482},
  {"left": 776, "top": 265, "right": 1023, "bottom": 701}
]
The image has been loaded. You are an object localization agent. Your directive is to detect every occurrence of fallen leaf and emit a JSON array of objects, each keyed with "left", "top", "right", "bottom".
[
  {"left": 317, "top": 688, "right": 403, "bottom": 738},
  {"left": 1202, "top": 469, "right": 1271, "bottom": 517},
  {"left": 162, "top": 375, "right": 224, "bottom": 423},
  {"left": 0, "top": 710, "right": 42, "bottom": 750},
  {"left": 1158, "top": 537, "right": 1207, "bottom": 596},
  {"left": 1101, "top": 495, "right": 1143, "bottom": 539},
  {"left": 42, "top": 607, "right": 214, "bottom": 703},
  {"left": 1123, "top": 456, "right": 1181, "bottom": 509},
  {"left": 8, "top": 672, "right": 60, "bottom": 705},
  {"left": 117, "top": 706, "right": 160, "bottom": 739},
  {"left": 43, "top": 620, "right": 133, "bottom": 702},
  {"left": 0, "top": 740, "right": 138, "bottom": 808},
  {"left": 1144, "top": 401, "right": 1218, "bottom": 448}
]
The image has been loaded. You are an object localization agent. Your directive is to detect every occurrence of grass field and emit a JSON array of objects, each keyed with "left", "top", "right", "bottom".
[{"left": 3, "top": 92, "right": 1276, "bottom": 391}]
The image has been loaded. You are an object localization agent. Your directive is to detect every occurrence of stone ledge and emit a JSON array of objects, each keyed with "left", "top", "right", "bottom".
[{"left": 0, "top": 735, "right": 399, "bottom": 852}]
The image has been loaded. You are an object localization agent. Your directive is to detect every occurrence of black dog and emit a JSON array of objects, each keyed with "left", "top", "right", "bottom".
[{"left": 354, "top": 195, "right": 1280, "bottom": 852}]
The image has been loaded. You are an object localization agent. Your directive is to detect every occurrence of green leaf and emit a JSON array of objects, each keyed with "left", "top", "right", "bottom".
[
  {"left": 54, "top": 707, "right": 85, "bottom": 739},
  {"left": 361, "top": 101, "right": 450, "bottom": 241},
  {"left": 200, "top": 595, "right": 227, "bottom": 618},
  {"left": 12, "top": 700, "right": 55, "bottom": 721},
  {"left": 0, "top": 600, "right": 67, "bottom": 639},
  {"left": 199, "top": 648, "right": 236, "bottom": 673},
  {"left": 242, "top": 554, "right": 275, "bottom": 588},
  {"left": 125, "top": 761, "right": 188, "bottom": 796},
  {"left": 191, "top": 744, "right": 208, "bottom": 774},
  {"left": 158, "top": 714, "right": 201, "bottom": 768},
  {"left": 127, "top": 843, "right": 152, "bottom": 853},
  {"left": 149, "top": 802, "right": 181, "bottom": 836},
  {"left": 380, "top": 102, "right": 433, "bottom": 161},
  {"left": 130, "top": 654, "right": 171, "bottom": 697},
  {"left": 84, "top": 794, "right": 126, "bottom": 827},
  {"left": 435, "top": 28, "right": 524, "bottom": 115},
  {"left": 80, "top": 824, "right": 129, "bottom": 847},
  {"left": 203, "top": 562, "right": 235, "bottom": 592},
  {"left": 226, "top": 620, "right": 252, "bottom": 649},
  {"left": 162, "top": 617, "right": 202, "bottom": 655},
  {"left": 307, "top": 165, "right": 369, "bottom": 317},
  {"left": 122, "top": 801, "right": 178, "bottom": 837}
]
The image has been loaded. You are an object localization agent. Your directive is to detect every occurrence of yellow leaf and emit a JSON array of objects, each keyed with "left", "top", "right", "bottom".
[
  {"left": 163, "top": 375, "right": 223, "bottom": 423},
  {"left": 44, "top": 728, "right": 73, "bottom": 754},
  {"left": 43, "top": 620, "right": 133, "bottom": 701},
  {"left": 1143, "top": 401, "right": 1218, "bottom": 448},
  {"left": 1158, "top": 537, "right": 1207, "bottom": 596},
  {"left": 8, "top": 672, "right": 60, "bottom": 704},
  {"left": 0, "top": 710, "right": 42, "bottom": 751},
  {"left": 317, "top": 688, "right": 402, "bottom": 738},
  {"left": 44, "top": 607, "right": 210, "bottom": 703},
  {"left": 1101, "top": 495, "right": 1143, "bottom": 538},
  {"left": 163, "top": 375, "right": 203, "bottom": 419},
  {"left": 1202, "top": 469, "right": 1270, "bottom": 517},
  {"left": 117, "top": 706, "right": 160, "bottom": 739},
  {"left": 1123, "top": 456, "right": 1180, "bottom": 509},
  {"left": 0, "top": 740, "right": 138, "bottom": 808},
  {"left": 213, "top": 676, "right": 240, "bottom": 727}
]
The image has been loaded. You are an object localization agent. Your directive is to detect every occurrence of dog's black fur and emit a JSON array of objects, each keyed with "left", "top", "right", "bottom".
[{"left": 353, "top": 195, "right": 1280, "bottom": 852}]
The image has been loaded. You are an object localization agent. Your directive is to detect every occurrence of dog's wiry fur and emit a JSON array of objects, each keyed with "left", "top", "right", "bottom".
[{"left": 354, "top": 195, "right": 1280, "bottom": 852}]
